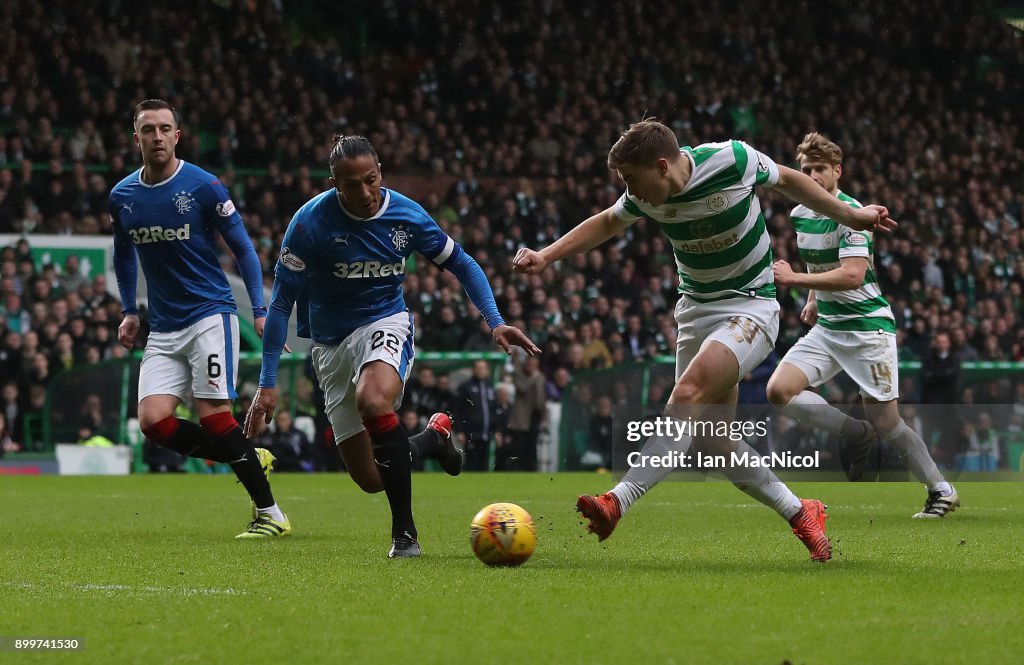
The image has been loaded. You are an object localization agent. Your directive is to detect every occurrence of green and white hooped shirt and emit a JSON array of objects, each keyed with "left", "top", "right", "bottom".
[
  {"left": 612, "top": 140, "right": 779, "bottom": 303},
  {"left": 790, "top": 191, "right": 896, "bottom": 334}
]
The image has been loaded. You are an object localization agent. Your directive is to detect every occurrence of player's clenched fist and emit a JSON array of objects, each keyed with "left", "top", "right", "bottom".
[
  {"left": 512, "top": 248, "right": 549, "bottom": 274},
  {"left": 118, "top": 314, "right": 140, "bottom": 349},
  {"left": 772, "top": 259, "right": 797, "bottom": 287}
]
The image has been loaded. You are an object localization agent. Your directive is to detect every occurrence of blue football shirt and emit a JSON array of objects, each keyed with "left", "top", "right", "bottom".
[
  {"left": 275, "top": 187, "right": 461, "bottom": 345},
  {"left": 109, "top": 160, "right": 244, "bottom": 332}
]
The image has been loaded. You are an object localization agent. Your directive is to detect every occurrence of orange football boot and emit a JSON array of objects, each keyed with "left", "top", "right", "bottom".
[
  {"left": 576, "top": 493, "right": 622, "bottom": 542},
  {"left": 790, "top": 498, "right": 832, "bottom": 562}
]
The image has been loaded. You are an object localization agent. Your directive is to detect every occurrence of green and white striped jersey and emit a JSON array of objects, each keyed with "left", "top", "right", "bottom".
[
  {"left": 790, "top": 192, "right": 896, "bottom": 334},
  {"left": 611, "top": 140, "right": 779, "bottom": 303}
]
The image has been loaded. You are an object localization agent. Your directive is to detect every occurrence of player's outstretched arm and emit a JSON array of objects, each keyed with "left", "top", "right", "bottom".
[
  {"left": 513, "top": 206, "right": 630, "bottom": 274},
  {"left": 442, "top": 248, "right": 541, "bottom": 356},
  {"left": 775, "top": 166, "right": 896, "bottom": 233}
]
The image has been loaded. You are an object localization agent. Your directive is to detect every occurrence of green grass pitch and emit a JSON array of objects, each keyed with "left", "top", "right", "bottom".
[{"left": 4, "top": 473, "right": 1022, "bottom": 664}]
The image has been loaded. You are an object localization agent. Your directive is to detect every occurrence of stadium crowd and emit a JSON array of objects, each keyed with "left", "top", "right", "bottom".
[{"left": 1, "top": 0, "right": 1023, "bottom": 469}]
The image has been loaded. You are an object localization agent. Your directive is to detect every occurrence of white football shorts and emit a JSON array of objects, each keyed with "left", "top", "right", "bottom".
[
  {"left": 781, "top": 324, "right": 899, "bottom": 401},
  {"left": 674, "top": 295, "right": 780, "bottom": 383},
  {"left": 311, "top": 311, "right": 416, "bottom": 444},
  {"left": 138, "top": 312, "right": 240, "bottom": 402}
]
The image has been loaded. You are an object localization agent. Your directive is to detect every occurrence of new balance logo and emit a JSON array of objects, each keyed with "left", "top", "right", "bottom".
[{"left": 128, "top": 224, "right": 191, "bottom": 244}]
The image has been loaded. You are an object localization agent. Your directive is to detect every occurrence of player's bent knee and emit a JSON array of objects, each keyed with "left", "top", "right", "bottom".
[
  {"left": 138, "top": 409, "right": 176, "bottom": 432},
  {"left": 141, "top": 415, "right": 178, "bottom": 444},
  {"left": 863, "top": 398, "right": 900, "bottom": 430},
  {"left": 766, "top": 378, "right": 795, "bottom": 407},
  {"left": 869, "top": 411, "right": 903, "bottom": 437},
  {"left": 670, "top": 380, "right": 707, "bottom": 405},
  {"left": 137, "top": 396, "right": 180, "bottom": 432},
  {"left": 355, "top": 391, "right": 393, "bottom": 418}
]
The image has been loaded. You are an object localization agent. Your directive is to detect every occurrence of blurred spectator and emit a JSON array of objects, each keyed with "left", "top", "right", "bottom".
[
  {"left": 434, "top": 374, "right": 456, "bottom": 415},
  {"left": 402, "top": 366, "right": 440, "bottom": 421},
  {"left": 2, "top": 292, "right": 29, "bottom": 333},
  {"left": 0, "top": 411, "right": 21, "bottom": 456},
  {"left": 58, "top": 255, "right": 85, "bottom": 295},
  {"left": 546, "top": 367, "right": 573, "bottom": 402},
  {"left": 920, "top": 333, "right": 960, "bottom": 405},
  {"left": 261, "top": 411, "right": 314, "bottom": 472},
  {"left": 919, "top": 333, "right": 962, "bottom": 465},
  {"left": 455, "top": 359, "right": 498, "bottom": 470},
  {"left": 78, "top": 422, "right": 114, "bottom": 448},
  {"left": 492, "top": 384, "right": 513, "bottom": 465},
  {"left": 498, "top": 354, "right": 546, "bottom": 471},
  {"left": 963, "top": 413, "right": 1001, "bottom": 471},
  {"left": 584, "top": 396, "right": 614, "bottom": 469}
]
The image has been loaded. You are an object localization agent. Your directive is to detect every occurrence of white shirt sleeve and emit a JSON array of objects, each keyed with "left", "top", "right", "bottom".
[{"left": 742, "top": 142, "right": 780, "bottom": 188}]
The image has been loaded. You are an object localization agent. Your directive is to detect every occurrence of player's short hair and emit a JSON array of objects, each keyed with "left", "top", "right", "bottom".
[
  {"left": 607, "top": 120, "right": 680, "bottom": 170},
  {"left": 132, "top": 99, "right": 180, "bottom": 129},
  {"left": 329, "top": 134, "right": 379, "bottom": 170},
  {"left": 796, "top": 132, "right": 843, "bottom": 166}
]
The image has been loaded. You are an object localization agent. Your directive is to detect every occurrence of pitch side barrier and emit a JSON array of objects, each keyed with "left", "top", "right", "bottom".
[{"left": 31, "top": 351, "right": 506, "bottom": 455}]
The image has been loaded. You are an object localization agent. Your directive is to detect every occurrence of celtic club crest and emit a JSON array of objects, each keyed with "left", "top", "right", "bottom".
[{"left": 706, "top": 192, "right": 729, "bottom": 214}]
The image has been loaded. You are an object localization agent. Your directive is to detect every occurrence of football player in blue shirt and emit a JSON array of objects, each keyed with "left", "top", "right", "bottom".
[
  {"left": 109, "top": 99, "right": 290, "bottom": 539},
  {"left": 245, "top": 135, "right": 539, "bottom": 558}
]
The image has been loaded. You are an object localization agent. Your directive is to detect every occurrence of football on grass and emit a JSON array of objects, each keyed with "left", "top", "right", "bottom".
[{"left": 470, "top": 502, "right": 537, "bottom": 567}]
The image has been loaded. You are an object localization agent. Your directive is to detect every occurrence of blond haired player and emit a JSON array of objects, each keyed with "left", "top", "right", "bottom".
[{"left": 768, "top": 133, "right": 958, "bottom": 518}]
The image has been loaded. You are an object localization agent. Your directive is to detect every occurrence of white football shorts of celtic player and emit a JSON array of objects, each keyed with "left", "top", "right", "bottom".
[
  {"left": 139, "top": 313, "right": 241, "bottom": 401},
  {"left": 783, "top": 325, "right": 899, "bottom": 401},
  {"left": 311, "top": 311, "right": 415, "bottom": 443},
  {"left": 674, "top": 296, "right": 780, "bottom": 381}
]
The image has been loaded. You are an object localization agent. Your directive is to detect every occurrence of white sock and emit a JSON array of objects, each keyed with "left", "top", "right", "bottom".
[
  {"left": 609, "top": 480, "right": 646, "bottom": 512},
  {"left": 720, "top": 441, "right": 804, "bottom": 521},
  {"left": 609, "top": 418, "right": 693, "bottom": 513},
  {"left": 257, "top": 504, "right": 285, "bottom": 522},
  {"left": 780, "top": 391, "right": 870, "bottom": 440},
  {"left": 883, "top": 420, "right": 947, "bottom": 489}
]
